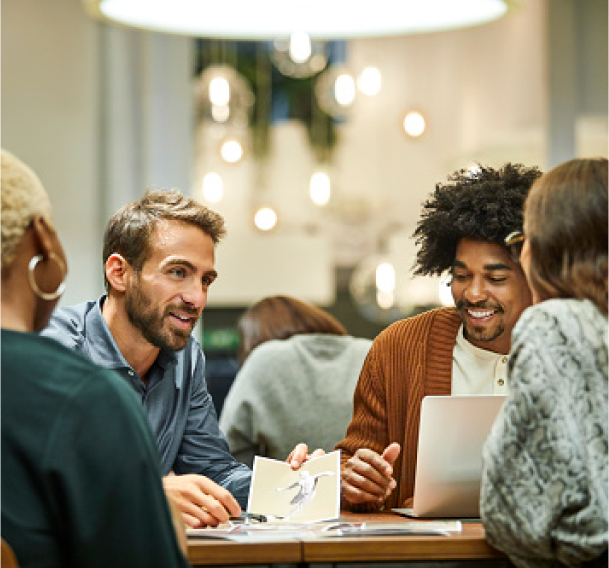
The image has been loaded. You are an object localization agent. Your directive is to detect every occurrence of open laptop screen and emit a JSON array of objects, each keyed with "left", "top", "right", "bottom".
[{"left": 409, "top": 394, "right": 506, "bottom": 518}]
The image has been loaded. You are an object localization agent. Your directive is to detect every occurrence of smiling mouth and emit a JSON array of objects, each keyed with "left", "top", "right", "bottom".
[
  {"left": 169, "top": 312, "right": 197, "bottom": 329},
  {"left": 466, "top": 308, "right": 497, "bottom": 319}
]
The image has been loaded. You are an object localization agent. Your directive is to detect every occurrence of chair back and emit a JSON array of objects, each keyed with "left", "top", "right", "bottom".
[{"left": 1, "top": 538, "right": 19, "bottom": 568}]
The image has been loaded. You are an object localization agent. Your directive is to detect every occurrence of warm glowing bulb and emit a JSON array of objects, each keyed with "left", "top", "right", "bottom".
[
  {"left": 220, "top": 140, "right": 243, "bottom": 163},
  {"left": 357, "top": 67, "right": 382, "bottom": 96},
  {"left": 377, "top": 290, "right": 395, "bottom": 309},
  {"left": 309, "top": 172, "right": 331, "bottom": 206},
  {"left": 335, "top": 74, "right": 356, "bottom": 106},
  {"left": 376, "top": 262, "right": 396, "bottom": 293},
  {"left": 289, "top": 30, "right": 311, "bottom": 63},
  {"left": 254, "top": 207, "right": 278, "bottom": 231},
  {"left": 202, "top": 172, "right": 223, "bottom": 203},
  {"left": 211, "top": 103, "right": 230, "bottom": 122},
  {"left": 404, "top": 111, "right": 426, "bottom": 137},
  {"left": 209, "top": 77, "right": 230, "bottom": 106}
]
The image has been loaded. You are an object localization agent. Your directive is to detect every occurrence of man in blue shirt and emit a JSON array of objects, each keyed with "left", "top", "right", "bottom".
[{"left": 43, "top": 189, "right": 317, "bottom": 527}]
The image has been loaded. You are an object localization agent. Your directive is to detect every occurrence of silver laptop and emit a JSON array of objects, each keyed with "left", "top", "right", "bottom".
[{"left": 395, "top": 394, "right": 506, "bottom": 519}]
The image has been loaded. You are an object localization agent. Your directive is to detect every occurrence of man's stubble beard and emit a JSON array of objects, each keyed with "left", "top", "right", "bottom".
[
  {"left": 456, "top": 299, "right": 505, "bottom": 344},
  {"left": 125, "top": 282, "right": 192, "bottom": 352}
]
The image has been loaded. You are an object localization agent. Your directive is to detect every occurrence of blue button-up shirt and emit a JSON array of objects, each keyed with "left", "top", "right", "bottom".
[{"left": 42, "top": 296, "right": 252, "bottom": 507}]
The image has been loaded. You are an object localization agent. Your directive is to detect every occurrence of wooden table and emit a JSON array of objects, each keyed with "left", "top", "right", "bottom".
[{"left": 187, "top": 512, "right": 508, "bottom": 567}]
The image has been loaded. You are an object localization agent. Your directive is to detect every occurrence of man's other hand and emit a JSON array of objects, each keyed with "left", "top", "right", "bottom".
[
  {"left": 340, "top": 442, "right": 400, "bottom": 506},
  {"left": 163, "top": 473, "right": 241, "bottom": 528}
]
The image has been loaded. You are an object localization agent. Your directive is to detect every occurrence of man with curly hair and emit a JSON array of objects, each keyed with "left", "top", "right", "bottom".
[{"left": 336, "top": 163, "right": 542, "bottom": 511}]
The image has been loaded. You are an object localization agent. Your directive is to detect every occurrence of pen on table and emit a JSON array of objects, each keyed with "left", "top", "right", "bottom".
[{"left": 229, "top": 512, "right": 267, "bottom": 524}]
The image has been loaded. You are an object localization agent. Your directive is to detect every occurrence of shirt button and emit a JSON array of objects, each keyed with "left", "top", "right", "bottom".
[
  {"left": 501, "top": 357, "right": 508, "bottom": 364},
  {"left": 497, "top": 378, "right": 505, "bottom": 386}
]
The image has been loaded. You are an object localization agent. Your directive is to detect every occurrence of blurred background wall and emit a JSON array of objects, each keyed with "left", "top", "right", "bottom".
[{"left": 3, "top": 0, "right": 607, "bottom": 346}]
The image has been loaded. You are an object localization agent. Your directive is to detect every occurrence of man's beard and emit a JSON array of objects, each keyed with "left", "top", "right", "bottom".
[
  {"left": 456, "top": 300, "right": 505, "bottom": 344},
  {"left": 125, "top": 284, "right": 196, "bottom": 351}
]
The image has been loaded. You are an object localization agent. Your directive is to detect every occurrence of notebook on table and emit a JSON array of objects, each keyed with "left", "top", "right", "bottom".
[{"left": 394, "top": 394, "right": 506, "bottom": 519}]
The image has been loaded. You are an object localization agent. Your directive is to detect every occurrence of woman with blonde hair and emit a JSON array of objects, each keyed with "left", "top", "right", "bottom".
[
  {"left": 481, "top": 157, "right": 608, "bottom": 568},
  {"left": 220, "top": 295, "right": 372, "bottom": 468},
  {"left": 1, "top": 149, "right": 189, "bottom": 567}
]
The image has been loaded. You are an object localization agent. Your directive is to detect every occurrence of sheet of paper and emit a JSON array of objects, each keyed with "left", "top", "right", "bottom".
[
  {"left": 247, "top": 450, "right": 340, "bottom": 523},
  {"left": 186, "top": 519, "right": 461, "bottom": 541},
  {"left": 317, "top": 520, "right": 462, "bottom": 537}
]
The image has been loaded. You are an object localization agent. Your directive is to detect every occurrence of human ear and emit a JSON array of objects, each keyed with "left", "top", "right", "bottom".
[{"left": 105, "top": 253, "right": 130, "bottom": 292}]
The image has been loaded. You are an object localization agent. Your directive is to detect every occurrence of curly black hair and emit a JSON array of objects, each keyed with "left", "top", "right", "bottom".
[{"left": 413, "top": 163, "right": 542, "bottom": 276}]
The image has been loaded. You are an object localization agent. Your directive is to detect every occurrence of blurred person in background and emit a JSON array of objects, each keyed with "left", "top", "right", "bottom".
[
  {"left": 1, "top": 149, "right": 190, "bottom": 568},
  {"left": 220, "top": 295, "right": 372, "bottom": 468},
  {"left": 481, "top": 157, "right": 608, "bottom": 568}
]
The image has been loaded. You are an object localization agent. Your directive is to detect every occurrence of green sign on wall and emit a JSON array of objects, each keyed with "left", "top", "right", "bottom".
[{"left": 202, "top": 327, "right": 240, "bottom": 352}]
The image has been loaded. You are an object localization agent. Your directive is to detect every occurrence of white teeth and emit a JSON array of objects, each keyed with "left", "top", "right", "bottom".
[
  {"left": 174, "top": 314, "right": 190, "bottom": 322},
  {"left": 468, "top": 309, "right": 494, "bottom": 319}
]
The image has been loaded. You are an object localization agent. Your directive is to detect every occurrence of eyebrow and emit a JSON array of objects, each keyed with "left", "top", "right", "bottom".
[
  {"left": 452, "top": 260, "right": 512, "bottom": 271},
  {"left": 163, "top": 258, "right": 218, "bottom": 280}
]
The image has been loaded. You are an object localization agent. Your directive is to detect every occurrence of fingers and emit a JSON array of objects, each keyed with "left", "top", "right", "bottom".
[
  {"left": 195, "top": 476, "right": 242, "bottom": 518},
  {"left": 381, "top": 442, "right": 401, "bottom": 466},
  {"left": 341, "top": 447, "right": 399, "bottom": 506},
  {"left": 287, "top": 443, "right": 308, "bottom": 469},
  {"left": 286, "top": 444, "right": 326, "bottom": 469},
  {"left": 162, "top": 474, "right": 241, "bottom": 528}
]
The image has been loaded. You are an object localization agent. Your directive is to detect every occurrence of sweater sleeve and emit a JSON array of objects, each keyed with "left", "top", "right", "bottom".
[
  {"left": 44, "top": 369, "right": 191, "bottom": 568},
  {"left": 480, "top": 303, "right": 608, "bottom": 568},
  {"left": 335, "top": 342, "right": 390, "bottom": 512}
]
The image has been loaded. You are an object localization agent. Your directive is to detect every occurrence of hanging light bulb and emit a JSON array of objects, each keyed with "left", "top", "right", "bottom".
[
  {"left": 403, "top": 111, "right": 426, "bottom": 137},
  {"left": 254, "top": 207, "right": 278, "bottom": 231},
  {"left": 209, "top": 76, "right": 230, "bottom": 105},
  {"left": 316, "top": 65, "right": 356, "bottom": 118},
  {"left": 220, "top": 139, "right": 244, "bottom": 163},
  {"left": 376, "top": 262, "right": 396, "bottom": 293},
  {"left": 271, "top": 37, "right": 327, "bottom": 78},
  {"left": 202, "top": 172, "right": 224, "bottom": 203},
  {"left": 197, "top": 65, "right": 254, "bottom": 126},
  {"left": 289, "top": 30, "right": 312, "bottom": 63},
  {"left": 309, "top": 172, "right": 331, "bottom": 206},
  {"left": 335, "top": 73, "right": 356, "bottom": 106},
  {"left": 357, "top": 67, "right": 382, "bottom": 96}
]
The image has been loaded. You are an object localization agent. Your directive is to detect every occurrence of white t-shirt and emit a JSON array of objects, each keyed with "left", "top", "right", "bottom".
[{"left": 451, "top": 324, "right": 509, "bottom": 395}]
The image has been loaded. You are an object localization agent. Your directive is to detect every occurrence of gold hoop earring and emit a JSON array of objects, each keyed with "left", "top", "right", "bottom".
[{"left": 28, "top": 253, "right": 67, "bottom": 301}]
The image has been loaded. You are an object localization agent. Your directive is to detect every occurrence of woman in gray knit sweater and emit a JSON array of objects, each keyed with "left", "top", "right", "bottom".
[
  {"left": 219, "top": 295, "right": 372, "bottom": 468},
  {"left": 481, "top": 158, "right": 608, "bottom": 568}
]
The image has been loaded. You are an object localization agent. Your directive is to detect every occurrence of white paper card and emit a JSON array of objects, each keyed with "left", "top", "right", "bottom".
[{"left": 247, "top": 451, "right": 340, "bottom": 523}]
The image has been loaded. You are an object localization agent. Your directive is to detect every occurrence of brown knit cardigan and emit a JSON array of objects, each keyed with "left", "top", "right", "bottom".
[{"left": 336, "top": 307, "right": 462, "bottom": 511}]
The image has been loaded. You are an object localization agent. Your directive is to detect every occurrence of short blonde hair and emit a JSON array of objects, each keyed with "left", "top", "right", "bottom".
[{"left": 1, "top": 149, "right": 53, "bottom": 270}]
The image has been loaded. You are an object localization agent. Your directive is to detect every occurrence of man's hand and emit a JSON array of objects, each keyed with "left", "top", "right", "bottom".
[
  {"left": 162, "top": 474, "right": 241, "bottom": 528},
  {"left": 286, "top": 443, "right": 326, "bottom": 470},
  {"left": 340, "top": 442, "right": 400, "bottom": 506}
]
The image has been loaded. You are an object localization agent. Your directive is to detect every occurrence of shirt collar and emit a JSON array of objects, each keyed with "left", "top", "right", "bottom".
[{"left": 456, "top": 323, "right": 507, "bottom": 361}]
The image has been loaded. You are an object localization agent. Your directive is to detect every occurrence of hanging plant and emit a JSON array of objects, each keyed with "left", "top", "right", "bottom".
[{"left": 195, "top": 39, "right": 341, "bottom": 161}]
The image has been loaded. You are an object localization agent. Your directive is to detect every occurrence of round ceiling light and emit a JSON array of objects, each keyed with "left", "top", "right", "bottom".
[{"left": 83, "top": 0, "right": 516, "bottom": 40}]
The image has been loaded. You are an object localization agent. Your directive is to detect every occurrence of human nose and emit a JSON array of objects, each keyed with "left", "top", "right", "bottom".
[
  {"left": 462, "top": 276, "right": 488, "bottom": 304},
  {"left": 181, "top": 278, "right": 207, "bottom": 309}
]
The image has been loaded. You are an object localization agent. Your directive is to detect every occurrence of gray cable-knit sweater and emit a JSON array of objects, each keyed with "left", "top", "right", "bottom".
[{"left": 481, "top": 299, "right": 608, "bottom": 568}]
